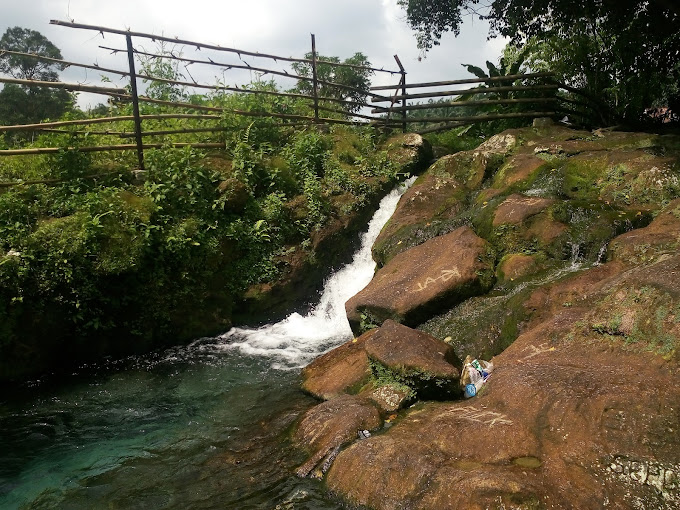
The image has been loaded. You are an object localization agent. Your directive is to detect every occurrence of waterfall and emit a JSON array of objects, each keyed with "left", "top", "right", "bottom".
[{"left": 196, "top": 178, "right": 415, "bottom": 368}]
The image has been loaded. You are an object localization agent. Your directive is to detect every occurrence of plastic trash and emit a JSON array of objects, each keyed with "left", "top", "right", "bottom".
[
  {"left": 357, "top": 429, "right": 371, "bottom": 440},
  {"left": 460, "top": 355, "right": 494, "bottom": 398}
]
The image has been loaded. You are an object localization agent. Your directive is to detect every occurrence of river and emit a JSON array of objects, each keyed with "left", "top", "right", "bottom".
[{"left": 0, "top": 180, "right": 413, "bottom": 510}]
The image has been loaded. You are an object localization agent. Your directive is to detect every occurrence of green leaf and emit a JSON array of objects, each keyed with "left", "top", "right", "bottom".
[{"left": 461, "top": 63, "right": 488, "bottom": 80}]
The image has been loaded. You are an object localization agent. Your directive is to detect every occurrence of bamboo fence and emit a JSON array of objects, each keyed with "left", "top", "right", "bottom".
[{"left": 0, "top": 19, "right": 595, "bottom": 171}]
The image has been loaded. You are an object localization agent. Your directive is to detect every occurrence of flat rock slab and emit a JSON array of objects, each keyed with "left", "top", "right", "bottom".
[
  {"left": 293, "top": 394, "right": 381, "bottom": 478},
  {"left": 493, "top": 193, "right": 555, "bottom": 226},
  {"left": 346, "top": 226, "right": 494, "bottom": 334},
  {"left": 365, "top": 320, "right": 460, "bottom": 380},
  {"left": 301, "top": 330, "right": 375, "bottom": 400}
]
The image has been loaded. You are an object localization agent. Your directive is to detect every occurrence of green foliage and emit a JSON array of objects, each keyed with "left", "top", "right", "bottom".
[
  {"left": 291, "top": 52, "right": 374, "bottom": 114},
  {"left": 368, "top": 358, "right": 417, "bottom": 399},
  {"left": 0, "top": 27, "right": 74, "bottom": 138},
  {"left": 398, "top": 0, "right": 680, "bottom": 125},
  {"left": 0, "top": 26, "right": 66, "bottom": 80}
]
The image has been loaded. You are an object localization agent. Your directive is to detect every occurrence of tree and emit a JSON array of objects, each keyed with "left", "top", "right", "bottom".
[
  {"left": 0, "top": 27, "right": 66, "bottom": 80},
  {"left": 0, "top": 27, "right": 72, "bottom": 129},
  {"left": 398, "top": 0, "right": 680, "bottom": 124},
  {"left": 291, "top": 53, "right": 374, "bottom": 114}
]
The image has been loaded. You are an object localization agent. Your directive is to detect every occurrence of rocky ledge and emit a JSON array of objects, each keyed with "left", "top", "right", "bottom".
[{"left": 294, "top": 121, "right": 680, "bottom": 509}]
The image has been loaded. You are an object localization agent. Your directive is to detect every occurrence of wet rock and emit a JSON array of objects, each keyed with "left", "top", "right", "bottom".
[
  {"left": 346, "top": 226, "right": 495, "bottom": 335},
  {"left": 561, "top": 150, "right": 679, "bottom": 206},
  {"left": 429, "top": 151, "right": 489, "bottom": 189},
  {"left": 372, "top": 172, "right": 466, "bottom": 266},
  {"left": 301, "top": 330, "right": 375, "bottom": 400},
  {"left": 293, "top": 394, "right": 382, "bottom": 478},
  {"left": 492, "top": 194, "right": 556, "bottom": 226},
  {"left": 608, "top": 198, "right": 680, "bottom": 265},
  {"left": 476, "top": 132, "right": 520, "bottom": 157},
  {"left": 491, "top": 153, "right": 548, "bottom": 191}
]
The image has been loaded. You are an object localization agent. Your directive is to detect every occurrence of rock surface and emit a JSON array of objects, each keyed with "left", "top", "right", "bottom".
[
  {"left": 492, "top": 194, "right": 555, "bottom": 226},
  {"left": 297, "top": 124, "right": 680, "bottom": 509},
  {"left": 301, "top": 330, "right": 374, "bottom": 400},
  {"left": 346, "top": 226, "right": 494, "bottom": 334},
  {"left": 327, "top": 255, "right": 680, "bottom": 509},
  {"left": 365, "top": 319, "right": 460, "bottom": 382},
  {"left": 293, "top": 395, "right": 381, "bottom": 478}
]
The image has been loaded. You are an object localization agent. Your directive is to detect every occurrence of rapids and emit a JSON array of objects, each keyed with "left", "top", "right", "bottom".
[{"left": 0, "top": 179, "right": 413, "bottom": 510}]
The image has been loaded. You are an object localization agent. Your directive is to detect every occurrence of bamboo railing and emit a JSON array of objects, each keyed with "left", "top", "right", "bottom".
[{"left": 0, "top": 19, "right": 595, "bottom": 168}]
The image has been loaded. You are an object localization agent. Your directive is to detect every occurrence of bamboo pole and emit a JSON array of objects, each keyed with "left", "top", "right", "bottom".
[
  {"left": 0, "top": 114, "right": 221, "bottom": 132},
  {"left": 316, "top": 105, "right": 378, "bottom": 122},
  {"left": 129, "top": 96, "right": 381, "bottom": 125},
  {"left": 0, "top": 49, "right": 130, "bottom": 77},
  {"left": 49, "top": 19, "right": 400, "bottom": 74},
  {"left": 396, "top": 111, "right": 556, "bottom": 124},
  {"left": 126, "top": 34, "right": 145, "bottom": 170},
  {"left": 416, "top": 122, "right": 467, "bottom": 134},
  {"left": 369, "top": 72, "right": 556, "bottom": 91},
  {"left": 0, "top": 76, "right": 127, "bottom": 95},
  {"left": 394, "top": 55, "right": 407, "bottom": 133},
  {"left": 0, "top": 142, "right": 226, "bottom": 156},
  {"left": 371, "top": 84, "right": 559, "bottom": 103},
  {"left": 373, "top": 97, "right": 557, "bottom": 114},
  {"left": 0, "top": 170, "right": 127, "bottom": 188},
  {"left": 311, "top": 34, "right": 319, "bottom": 123},
  {"left": 111, "top": 71, "right": 391, "bottom": 106},
  {"left": 99, "top": 46, "right": 388, "bottom": 102}
]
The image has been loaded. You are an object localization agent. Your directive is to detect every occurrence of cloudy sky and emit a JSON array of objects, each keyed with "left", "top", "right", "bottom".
[{"left": 1, "top": 0, "right": 507, "bottom": 109}]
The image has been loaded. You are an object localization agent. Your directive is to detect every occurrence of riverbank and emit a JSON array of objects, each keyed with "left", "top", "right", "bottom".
[{"left": 294, "top": 120, "right": 680, "bottom": 509}]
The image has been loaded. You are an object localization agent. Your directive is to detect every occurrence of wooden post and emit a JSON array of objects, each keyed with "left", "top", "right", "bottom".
[
  {"left": 394, "top": 55, "right": 407, "bottom": 132},
  {"left": 126, "top": 34, "right": 145, "bottom": 170},
  {"left": 311, "top": 34, "right": 319, "bottom": 123}
]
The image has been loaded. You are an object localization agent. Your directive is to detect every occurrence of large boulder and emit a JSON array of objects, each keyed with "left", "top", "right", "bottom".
[
  {"left": 346, "top": 226, "right": 495, "bottom": 335},
  {"left": 293, "top": 394, "right": 382, "bottom": 478},
  {"left": 383, "top": 133, "right": 433, "bottom": 176},
  {"left": 301, "top": 330, "right": 375, "bottom": 400},
  {"left": 365, "top": 320, "right": 460, "bottom": 387}
]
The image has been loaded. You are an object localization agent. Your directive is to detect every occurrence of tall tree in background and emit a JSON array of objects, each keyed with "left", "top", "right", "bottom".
[
  {"left": 291, "top": 53, "right": 374, "bottom": 114},
  {"left": 0, "top": 27, "right": 73, "bottom": 127},
  {"left": 398, "top": 0, "right": 680, "bottom": 124}
]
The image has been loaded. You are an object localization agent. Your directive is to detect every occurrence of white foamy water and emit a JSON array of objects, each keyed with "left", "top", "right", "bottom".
[{"left": 201, "top": 178, "right": 415, "bottom": 368}]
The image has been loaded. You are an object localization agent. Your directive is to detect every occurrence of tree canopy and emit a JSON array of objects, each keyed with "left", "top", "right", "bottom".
[
  {"left": 0, "top": 27, "right": 72, "bottom": 130},
  {"left": 291, "top": 53, "right": 374, "bottom": 114},
  {"left": 398, "top": 0, "right": 680, "bottom": 123},
  {"left": 0, "top": 26, "right": 66, "bottom": 81}
]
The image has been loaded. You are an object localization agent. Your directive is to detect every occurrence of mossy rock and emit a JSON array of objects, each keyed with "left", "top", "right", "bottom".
[
  {"left": 383, "top": 133, "right": 433, "bottom": 175},
  {"left": 496, "top": 253, "right": 544, "bottom": 283},
  {"left": 560, "top": 150, "right": 680, "bottom": 207},
  {"left": 491, "top": 154, "right": 553, "bottom": 192},
  {"left": 428, "top": 151, "right": 488, "bottom": 190}
]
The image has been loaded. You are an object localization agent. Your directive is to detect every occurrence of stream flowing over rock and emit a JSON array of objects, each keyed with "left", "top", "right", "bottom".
[{"left": 294, "top": 122, "right": 680, "bottom": 509}]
